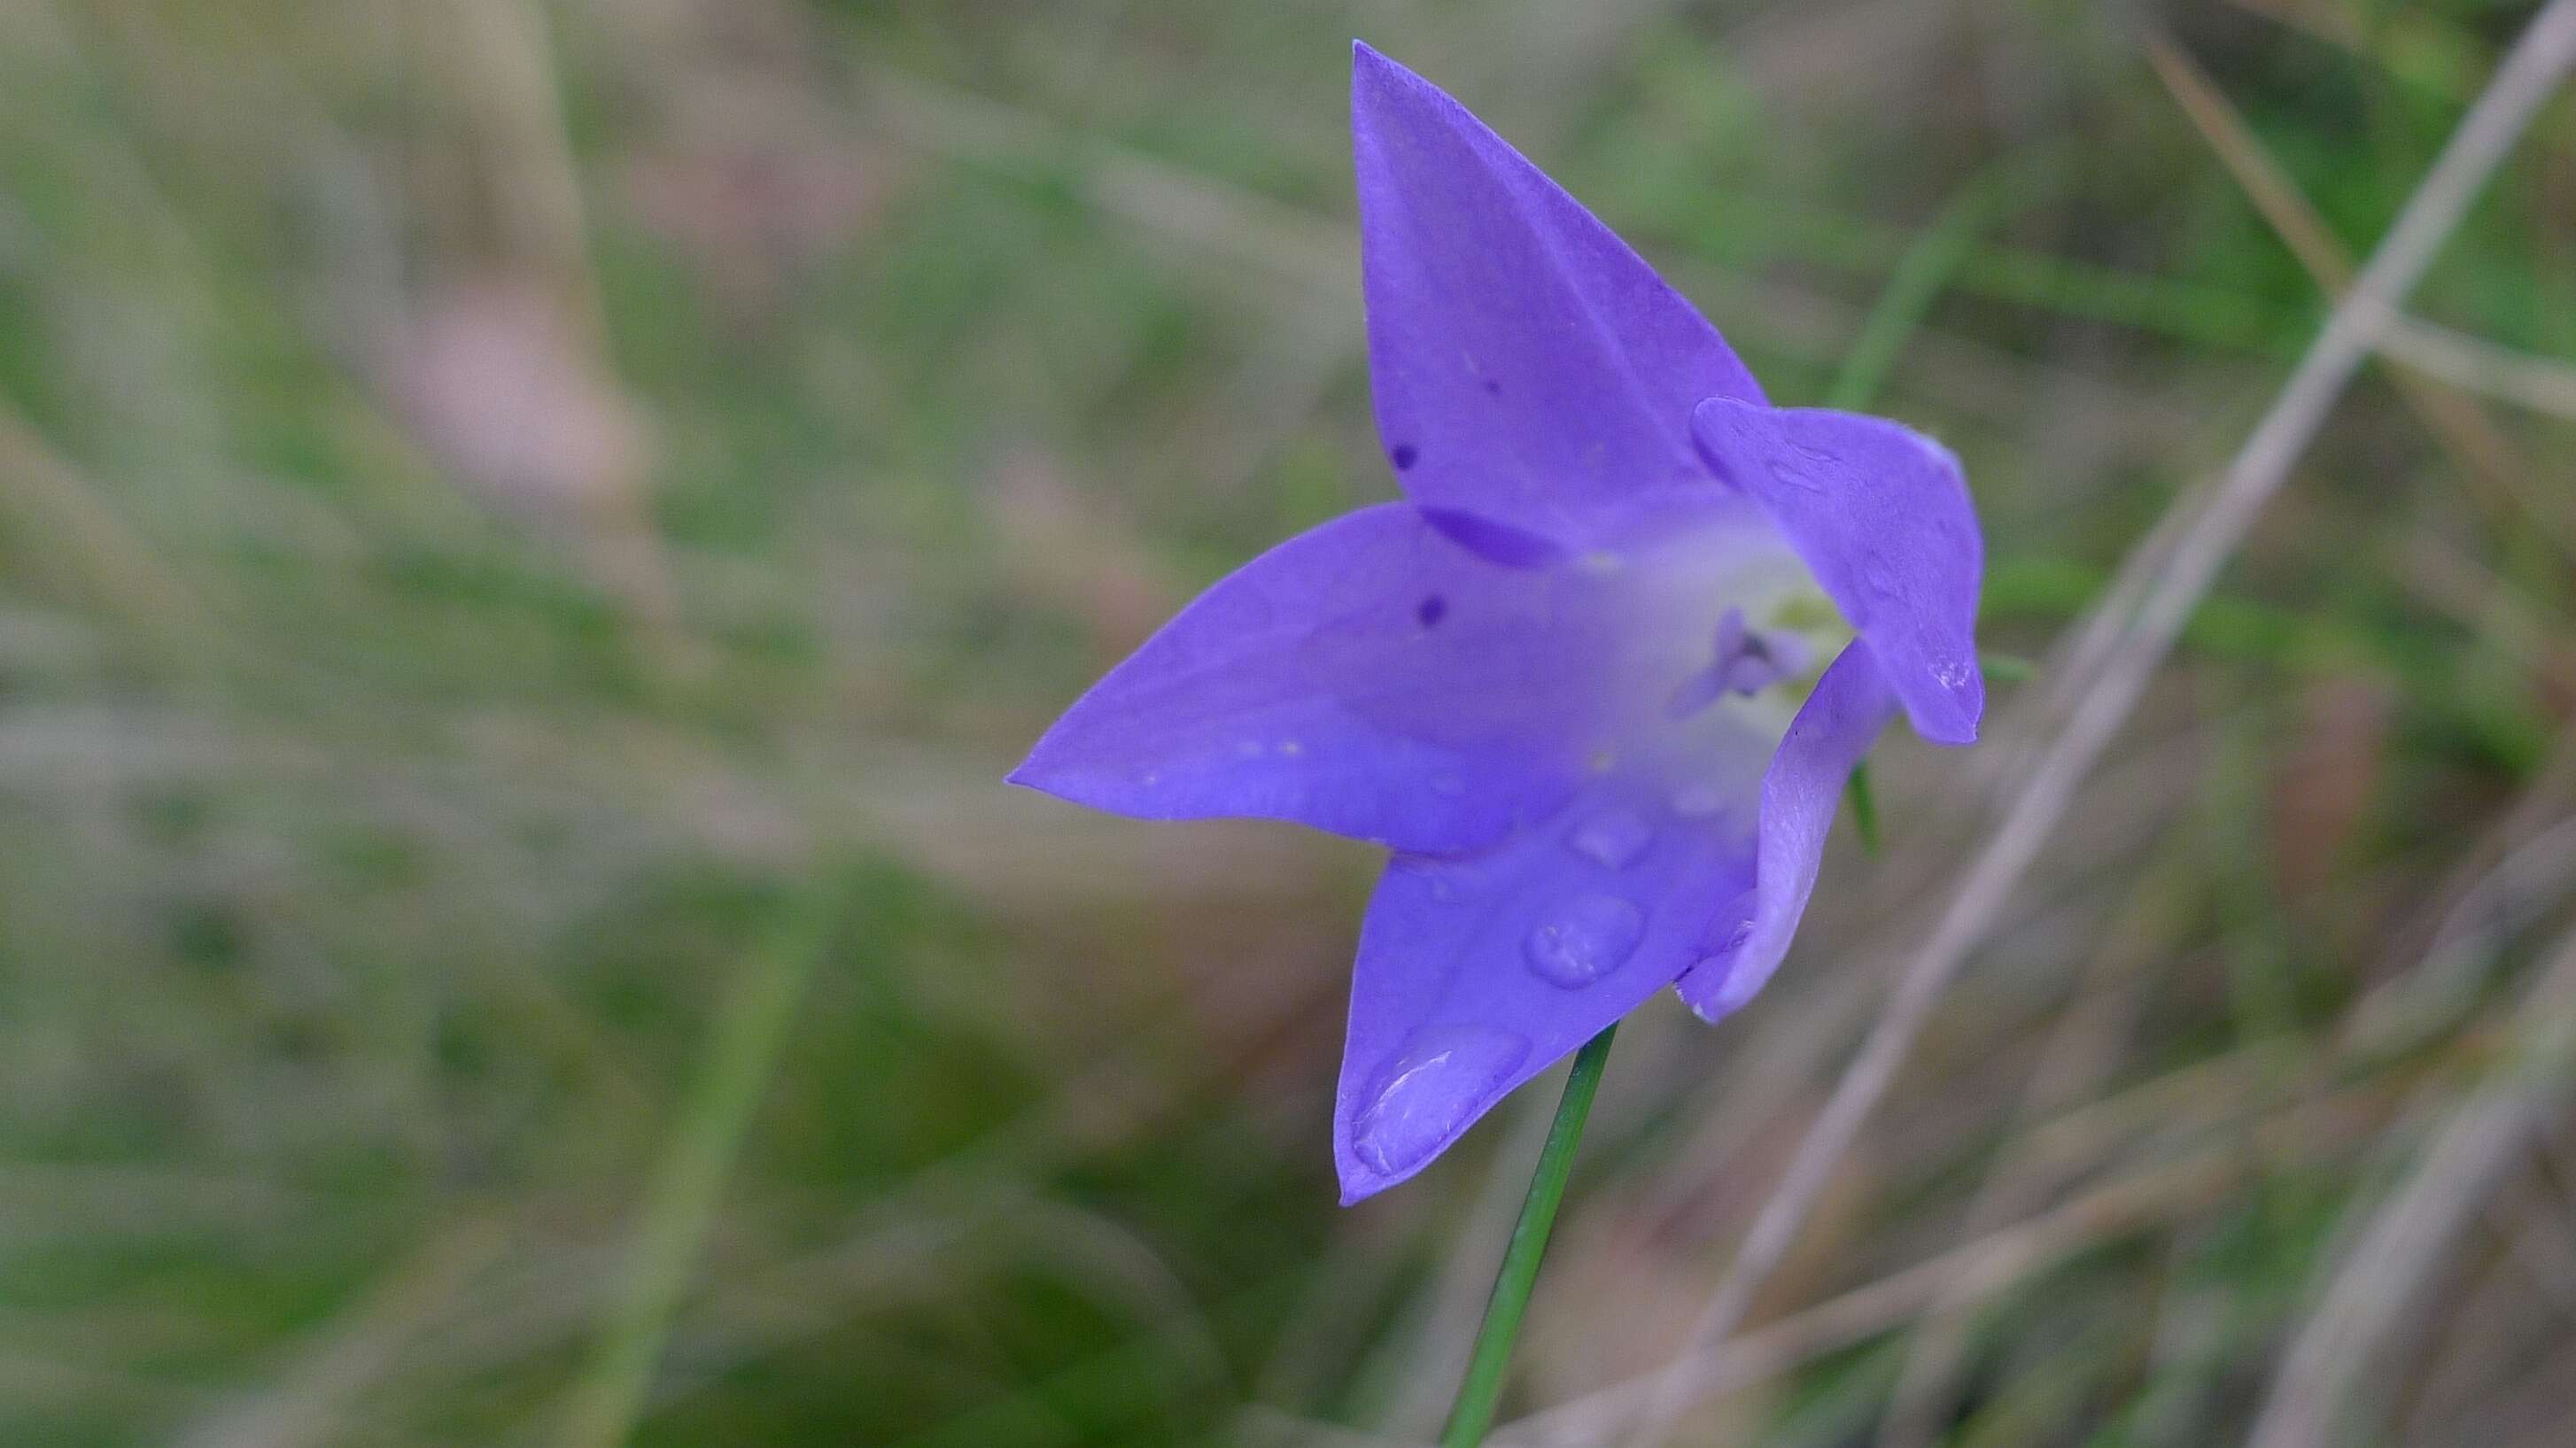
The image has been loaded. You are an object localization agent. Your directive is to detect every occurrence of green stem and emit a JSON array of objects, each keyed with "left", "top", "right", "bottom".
[
  {"left": 559, "top": 883, "right": 842, "bottom": 1448},
  {"left": 1845, "top": 761, "right": 1882, "bottom": 856},
  {"left": 1439, "top": 1025, "right": 1618, "bottom": 1448}
]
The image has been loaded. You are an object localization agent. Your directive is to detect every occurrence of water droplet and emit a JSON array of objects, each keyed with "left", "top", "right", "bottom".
[
  {"left": 1934, "top": 659, "right": 1974, "bottom": 690},
  {"left": 1353, "top": 1025, "right": 1528, "bottom": 1176},
  {"left": 1671, "top": 781, "right": 1729, "bottom": 818},
  {"left": 1568, "top": 809, "right": 1655, "bottom": 869},
  {"left": 1399, "top": 856, "right": 1484, "bottom": 903},
  {"left": 1523, "top": 894, "right": 1646, "bottom": 988}
]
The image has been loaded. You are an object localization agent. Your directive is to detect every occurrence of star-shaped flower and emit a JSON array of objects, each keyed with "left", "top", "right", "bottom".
[{"left": 1012, "top": 43, "right": 1982, "bottom": 1203}]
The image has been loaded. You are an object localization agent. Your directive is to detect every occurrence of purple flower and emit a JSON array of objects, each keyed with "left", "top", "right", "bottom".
[{"left": 1011, "top": 43, "right": 1982, "bottom": 1204}]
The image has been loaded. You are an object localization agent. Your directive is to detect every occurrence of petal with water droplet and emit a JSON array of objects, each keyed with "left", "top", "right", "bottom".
[
  {"left": 1351, "top": 1026, "right": 1531, "bottom": 1176},
  {"left": 1567, "top": 809, "right": 1656, "bottom": 869},
  {"left": 1336, "top": 775, "right": 1756, "bottom": 1203},
  {"left": 1523, "top": 894, "right": 1646, "bottom": 988},
  {"left": 1012, "top": 503, "right": 1618, "bottom": 853}
]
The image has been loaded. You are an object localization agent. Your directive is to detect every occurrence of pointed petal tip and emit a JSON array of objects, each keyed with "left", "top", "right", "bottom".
[
  {"left": 1002, "top": 736, "right": 1064, "bottom": 794},
  {"left": 1350, "top": 38, "right": 1405, "bottom": 77},
  {"left": 1334, "top": 1151, "right": 1408, "bottom": 1207},
  {"left": 1349, "top": 39, "right": 1432, "bottom": 121},
  {"left": 1001, "top": 738, "right": 1114, "bottom": 811}
]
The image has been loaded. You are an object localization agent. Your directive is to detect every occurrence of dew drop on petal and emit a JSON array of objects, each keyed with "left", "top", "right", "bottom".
[
  {"left": 1398, "top": 856, "right": 1484, "bottom": 903},
  {"left": 1353, "top": 1025, "right": 1529, "bottom": 1176},
  {"left": 1522, "top": 894, "right": 1646, "bottom": 988},
  {"left": 1567, "top": 809, "right": 1655, "bottom": 870}
]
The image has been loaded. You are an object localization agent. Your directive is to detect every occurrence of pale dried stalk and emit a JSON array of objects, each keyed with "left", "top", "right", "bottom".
[
  {"left": 2374, "top": 314, "right": 2576, "bottom": 421},
  {"left": 1503, "top": 1089, "right": 2386, "bottom": 1446},
  {"left": 1604, "top": 4, "right": 2576, "bottom": 1442},
  {"left": 2245, "top": 925, "right": 2576, "bottom": 1448},
  {"left": 2140, "top": 25, "right": 2573, "bottom": 542},
  {"left": 1873, "top": 850, "right": 2195, "bottom": 1448}
]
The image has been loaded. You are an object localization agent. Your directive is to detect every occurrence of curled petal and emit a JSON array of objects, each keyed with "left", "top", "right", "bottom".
[
  {"left": 1336, "top": 774, "right": 1757, "bottom": 1202},
  {"left": 1011, "top": 503, "right": 1623, "bottom": 855},
  {"left": 1674, "top": 641, "right": 1898, "bottom": 1021},
  {"left": 1689, "top": 398, "right": 1983, "bottom": 744},
  {"left": 1352, "top": 43, "right": 1762, "bottom": 554}
]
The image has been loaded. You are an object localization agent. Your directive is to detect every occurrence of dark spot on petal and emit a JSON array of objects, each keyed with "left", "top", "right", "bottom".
[
  {"left": 1416, "top": 594, "right": 1447, "bottom": 627},
  {"left": 1483, "top": 378, "right": 1501, "bottom": 396},
  {"left": 1390, "top": 444, "right": 1418, "bottom": 470}
]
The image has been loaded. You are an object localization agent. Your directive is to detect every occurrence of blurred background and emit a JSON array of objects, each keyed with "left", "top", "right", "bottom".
[{"left": 4, "top": 1, "right": 2575, "bottom": 1444}]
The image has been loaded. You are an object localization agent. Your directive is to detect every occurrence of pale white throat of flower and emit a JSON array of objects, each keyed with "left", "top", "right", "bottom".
[{"left": 1575, "top": 518, "right": 1855, "bottom": 801}]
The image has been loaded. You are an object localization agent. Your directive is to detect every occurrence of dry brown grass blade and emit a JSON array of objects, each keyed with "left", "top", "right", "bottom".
[
  {"left": 1499, "top": 1088, "right": 2389, "bottom": 1446},
  {"left": 2246, "top": 925, "right": 2576, "bottom": 1448},
  {"left": 2140, "top": 25, "right": 2576, "bottom": 549},
  {"left": 1871, "top": 847, "right": 2199, "bottom": 1448},
  {"left": 2375, "top": 314, "right": 2576, "bottom": 420},
  {"left": 1599, "top": 4, "right": 2576, "bottom": 1441}
]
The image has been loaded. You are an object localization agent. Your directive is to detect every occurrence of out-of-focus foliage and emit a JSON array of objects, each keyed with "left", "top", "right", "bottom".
[{"left": 1, "top": 1, "right": 2572, "bottom": 1444}]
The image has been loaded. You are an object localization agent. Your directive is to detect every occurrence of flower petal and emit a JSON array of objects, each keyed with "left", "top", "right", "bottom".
[
  {"left": 1335, "top": 774, "right": 1757, "bottom": 1203},
  {"left": 1352, "top": 43, "right": 1763, "bottom": 553},
  {"left": 1673, "top": 640, "right": 1898, "bottom": 1021},
  {"left": 1688, "top": 398, "right": 1983, "bottom": 744},
  {"left": 1011, "top": 503, "right": 1624, "bottom": 854}
]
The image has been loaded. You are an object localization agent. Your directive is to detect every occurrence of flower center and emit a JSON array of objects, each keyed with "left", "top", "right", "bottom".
[
  {"left": 1665, "top": 606, "right": 1815, "bottom": 719},
  {"left": 1631, "top": 546, "right": 1850, "bottom": 738},
  {"left": 1565, "top": 519, "right": 1852, "bottom": 817}
]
